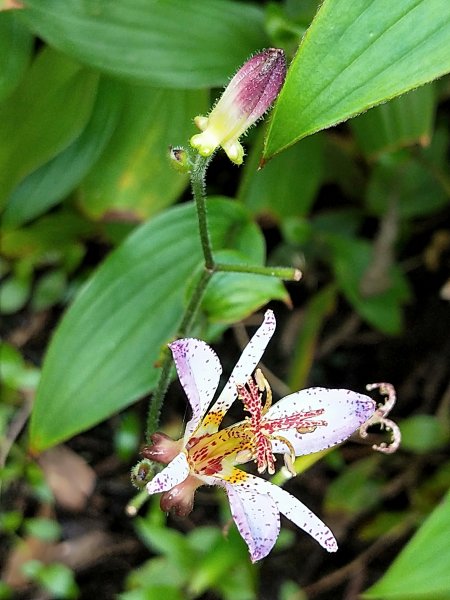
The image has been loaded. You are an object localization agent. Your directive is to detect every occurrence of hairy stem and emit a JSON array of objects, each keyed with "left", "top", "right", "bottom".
[
  {"left": 191, "top": 154, "right": 214, "bottom": 270},
  {"left": 215, "top": 262, "right": 302, "bottom": 281}
]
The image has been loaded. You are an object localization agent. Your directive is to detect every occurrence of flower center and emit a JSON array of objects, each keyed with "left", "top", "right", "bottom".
[{"left": 238, "top": 370, "right": 328, "bottom": 475}]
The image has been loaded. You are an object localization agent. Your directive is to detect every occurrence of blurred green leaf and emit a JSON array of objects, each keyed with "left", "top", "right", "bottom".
[
  {"left": 29, "top": 199, "right": 282, "bottom": 452},
  {"left": 120, "top": 587, "right": 183, "bottom": 600},
  {"left": 400, "top": 415, "right": 449, "bottom": 454},
  {"left": 0, "top": 272, "right": 31, "bottom": 314},
  {"left": 0, "top": 11, "right": 32, "bottom": 102},
  {"left": 24, "top": 561, "right": 78, "bottom": 599},
  {"left": 79, "top": 86, "right": 207, "bottom": 220},
  {"left": 1, "top": 211, "right": 93, "bottom": 262},
  {"left": 0, "top": 510, "right": 23, "bottom": 534},
  {"left": 0, "top": 47, "right": 98, "bottom": 206},
  {"left": 3, "top": 77, "right": 122, "bottom": 228},
  {"left": 328, "top": 236, "right": 411, "bottom": 334},
  {"left": 31, "top": 271, "right": 67, "bottom": 311},
  {"left": 188, "top": 539, "right": 241, "bottom": 596},
  {"left": 123, "top": 556, "right": 186, "bottom": 596},
  {"left": 325, "top": 457, "right": 382, "bottom": 516},
  {"left": 350, "top": 84, "right": 436, "bottom": 158},
  {"left": 201, "top": 250, "right": 288, "bottom": 324},
  {"left": 21, "top": 0, "right": 266, "bottom": 88},
  {"left": 365, "top": 133, "right": 449, "bottom": 219},
  {"left": 0, "top": 580, "right": 12, "bottom": 600},
  {"left": 265, "top": 0, "right": 450, "bottom": 158},
  {"left": 239, "top": 129, "right": 324, "bottom": 220},
  {"left": 135, "top": 521, "right": 194, "bottom": 574},
  {"left": 359, "top": 511, "right": 411, "bottom": 542},
  {"left": 23, "top": 517, "right": 61, "bottom": 542},
  {"left": 114, "top": 411, "right": 141, "bottom": 462},
  {"left": 0, "top": 342, "right": 40, "bottom": 390},
  {"left": 288, "top": 285, "right": 337, "bottom": 391},
  {"left": 363, "top": 488, "right": 450, "bottom": 600}
]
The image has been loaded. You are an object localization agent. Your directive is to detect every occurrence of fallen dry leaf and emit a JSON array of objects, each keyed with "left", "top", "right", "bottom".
[{"left": 39, "top": 445, "right": 96, "bottom": 512}]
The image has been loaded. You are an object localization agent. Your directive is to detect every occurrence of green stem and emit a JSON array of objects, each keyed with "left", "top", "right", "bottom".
[
  {"left": 191, "top": 154, "right": 214, "bottom": 270},
  {"left": 215, "top": 262, "right": 302, "bottom": 281},
  {"left": 145, "top": 268, "right": 213, "bottom": 441}
]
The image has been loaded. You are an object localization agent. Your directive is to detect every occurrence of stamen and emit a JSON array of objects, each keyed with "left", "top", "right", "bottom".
[
  {"left": 270, "top": 434, "right": 297, "bottom": 476},
  {"left": 255, "top": 368, "right": 272, "bottom": 414},
  {"left": 360, "top": 382, "right": 401, "bottom": 454}
]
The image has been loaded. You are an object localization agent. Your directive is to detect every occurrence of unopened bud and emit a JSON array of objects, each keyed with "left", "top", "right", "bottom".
[{"left": 190, "top": 48, "right": 286, "bottom": 165}]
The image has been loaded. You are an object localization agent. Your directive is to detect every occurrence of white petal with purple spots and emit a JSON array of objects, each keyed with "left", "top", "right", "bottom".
[
  {"left": 225, "top": 481, "right": 280, "bottom": 562},
  {"left": 267, "top": 388, "right": 375, "bottom": 456},
  {"left": 146, "top": 452, "right": 189, "bottom": 495},
  {"left": 208, "top": 309, "right": 276, "bottom": 418},
  {"left": 242, "top": 475, "right": 338, "bottom": 552},
  {"left": 169, "top": 338, "right": 222, "bottom": 441}
]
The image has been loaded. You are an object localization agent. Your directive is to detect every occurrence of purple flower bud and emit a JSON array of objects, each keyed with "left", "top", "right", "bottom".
[{"left": 190, "top": 48, "right": 286, "bottom": 165}]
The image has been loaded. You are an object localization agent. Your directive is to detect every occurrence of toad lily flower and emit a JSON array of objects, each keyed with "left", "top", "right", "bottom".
[
  {"left": 190, "top": 48, "right": 286, "bottom": 165},
  {"left": 144, "top": 310, "right": 398, "bottom": 562}
]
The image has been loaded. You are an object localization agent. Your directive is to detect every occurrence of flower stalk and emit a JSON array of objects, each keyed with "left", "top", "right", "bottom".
[{"left": 145, "top": 49, "right": 294, "bottom": 439}]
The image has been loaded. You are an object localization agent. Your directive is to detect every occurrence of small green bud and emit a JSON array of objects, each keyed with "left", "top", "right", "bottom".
[
  {"left": 130, "top": 458, "right": 156, "bottom": 489},
  {"left": 169, "top": 146, "right": 190, "bottom": 173}
]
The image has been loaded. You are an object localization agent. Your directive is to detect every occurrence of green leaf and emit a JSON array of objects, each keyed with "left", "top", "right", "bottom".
[
  {"left": 23, "top": 517, "right": 61, "bottom": 542},
  {"left": 135, "top": 521, "right": 194, "bottom": 574},
  {"left": 3, "top": 77, "right": 122, "bottom": 228},
  {"left": 363, "top": 488, "right": 450, "bottom": 600},
  {"left": 0, "top": 11, "right": 33, "bottom": 102},
  {"left": 201, "top": 250, "right": 289, "bottom": 323},
  {"left": 239, "top": 129, "right": 324, "bottom": 220},
  {"left": 328, "top": 236, "right": 411, "bottom": 334},
  {"left": 350, "top": 84, "right": 436, "bottom": 158},
  {"left": 79, "top": 86, "right": 207, "bottom": 220},
  {"left": 21, "top": 0, "right": 266, "bottom": 88},
  {"left": 324, "top": 457, "right": 382, "bottom": 516},
  {"left": 265, "top": 0, "right": 450, "bottom": 158},
  {"left": 365, "top": 133, "right": 449, "bottom": 219},
  {"left": 31, "top": 270, "right": 67, "bottom": 311},
  {"left": 0, "top": 276, "right": 30, "bottom": 314},
  {"left": 29, "top": 199, "right": 281, "bottom": 452},
  {"left": 0, "top": 47, "right": 98, "bottom": 206},
  {"left": 287, "top": 284, "right": 337, "bottom": 391},
  {"left": 400, "top": 415, "right": 449, "bottom": 454}
]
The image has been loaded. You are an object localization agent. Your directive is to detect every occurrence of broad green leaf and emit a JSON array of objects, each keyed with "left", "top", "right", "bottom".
[
  {"left": 265, "top": 0, "right": 450, "bottom": 158},
  {"left": 21, "top": 0, "right": 266, "bottom": 88},
  {"left": 0, "top": 47, "right": 98, "bottom": 206},
  {"left": 363, "top": 488, "right": 450, "bottom": 600},
  {"left": 201, "top": 250, "right": 288, "bottom": 323},
  {"left": 1, "top": 211, "right": 93, "bottom": 262},
  {"left": 0, "top": 11, "right": 33, "bottom": 102},
  {"left": 3, "top": 78, "right": 122, "bottom": 228},
  {"left": 29, "top": 199, "right": 282, "bottom": 452},
  {"left": 350, "top": 84, "right": 436, "bottom": 158},
  {"left": 238, "top": 130, "right": 324, "bottom": 220},
  {"left": 328, "top": 236, "right": 411, "bottom": 334},
  {"left": 79, "top": 86, "right": 207, "bottom": 220}
]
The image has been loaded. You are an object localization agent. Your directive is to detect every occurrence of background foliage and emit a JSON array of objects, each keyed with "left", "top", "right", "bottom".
[{"left": 1, "top": 0, "right": 449, "bottom": 598}]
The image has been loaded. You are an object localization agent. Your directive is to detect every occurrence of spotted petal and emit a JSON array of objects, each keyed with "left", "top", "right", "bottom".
[
  {"left": 169, "top": 338, "right": 222, "bottom": 441},
  {"left": 146, "top": 452, "right": 189, "bottom": 495},
  {"left": 245, "top": 474, "right": 338, "bottom": 552},
  {"left": 200, "top": 310, "right": 276, "bottom": 433},
  {"left": 225, "top": 479, "right": 280, "bottom": 562},
  {"left": 267, "top": 388, "right": 375, "bottom": 456}
]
